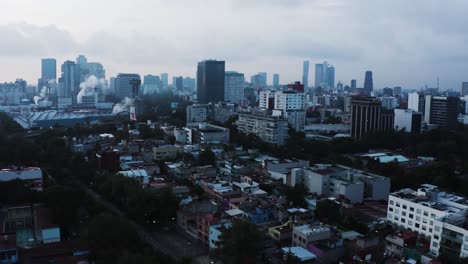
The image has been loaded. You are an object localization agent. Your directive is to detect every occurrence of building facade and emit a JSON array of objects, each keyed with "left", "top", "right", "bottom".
[
  {"left": 394, "top": 109, "right": 422, "bottom": 133},
  {"left": 114, "top": 73, "right": 141, "bottom": 99},
  {"left": 237, "top": 114, "right": 289, "bottom": 145},
  {"left": 197, "top": 60, "right": 225, "bottom": 104},
  {"left": 424, "top": 96, "right": 459, "bottom": 129},
  {"left": 224, "top": 71, "right": 244, "bottom": 105}
]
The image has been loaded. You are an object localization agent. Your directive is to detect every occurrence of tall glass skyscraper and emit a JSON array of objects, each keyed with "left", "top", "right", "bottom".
[
  {"left": 273, "top": 74, "right": 280, "bottom": 88},
  {"left": 314, "top": 61, "right": 335, "bottom": 89},
  {"left": 364, "top": 71, "right": 373, "bottom": 95},
  {"left": 302, "top": 61, "right": 309, "bottom": 88},
  {"left": 41, "top": 58, "right": 57, "bottom": 80},
  {"left": 197, "top": 60, "right": 225, "bottom": 104}
]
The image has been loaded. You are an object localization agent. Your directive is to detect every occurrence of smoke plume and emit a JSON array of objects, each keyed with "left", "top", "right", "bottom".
[
  {"left": 112, "top": 97, "right": 134, "bottom": 114},
  {"left": 77, "top": 75, "right": 106, "bottom": 104}
]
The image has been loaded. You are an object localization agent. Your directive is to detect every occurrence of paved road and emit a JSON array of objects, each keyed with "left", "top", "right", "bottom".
[{"left": 78, "top": 182, "right": 209, "bottom": 261}]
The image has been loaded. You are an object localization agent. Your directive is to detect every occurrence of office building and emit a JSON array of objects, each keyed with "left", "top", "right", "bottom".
[
  {"left": 237, "top": 114, "right": 289, "bottom": 145},
  {"left": 175, "top": 76, "right": 184, "bottom": 90},
  {"left": 259, "top": 72, "right": 267, "bottom": 86},
  {"left": 302, "top": 61, "right": 309, "bottom": 89},
  {"left": 186, "top": 104, "right": 207, "bottom": 123},
  {"left": 351, "top": 79, "right": 357, "bottom": 89},
  {"left": 408, "top": 92, "right": 425, "bottom": 113},
  {"left": 381, "top": 96, "right": 399, "bottom": 109},
  {"left": 314, "top": 62, "right": 335, "bottom": 89},
  {"left": 273, "top": 74, "right": 280, "bottom": 88},
  {"left": 387, "top": 185, "right": 468, "bottom": 260},
  {"left": 41, "top": 58, "right": 56, "bottom": 80},
  {"left": 161, "top": 73, "right": 169, "bottom": 88},
  {"left": 351, "top": 96, "right": 392, "bottom": 139},
  {"left": 462, "top": 82, "right": 468, "bottom": 96},
  {"left": 393, "top": 86, "right": 402, "bottom": 96},
  {"left": 183, "top": 77, "right": 196, "bottom": 91},
  {"left": 394, "top": 109, "right": 422, "bottom": 133},
  {"left": 114, "top": 73, "right": 141, "bottom": 99},
  {"left": 424, "top": 96, "right": 459, "bottom": 129},
  {"left": 75, "top": 55, "right": 105, "bottom": 81},
  {"left": 143, "top": 75, "right": 161, "bottom": 95},
  {"left": 224, "top": 71, "right": 245, "bottom": 105},
  {"left": 383, "top": 87, "right": 393, "bottom": 96},
  {"left": 59, "top": 61, "right": 79, "bottom": 100},
  {"left": 287, "top": 81, "right": 305, "bottom": 93},
  {"left": 364, "top": 71, "right": 373, "bottom": 95},
  {"left": 197, "top": 60, "right": 225, "bottom": 104},
  {"left": 251, "top": 73, "right": 267, "bottom": 88}
]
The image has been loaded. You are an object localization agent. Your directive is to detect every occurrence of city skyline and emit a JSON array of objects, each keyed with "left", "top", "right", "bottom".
[{"left": 0, "top": 0, "right": 468, "bottom": 90}]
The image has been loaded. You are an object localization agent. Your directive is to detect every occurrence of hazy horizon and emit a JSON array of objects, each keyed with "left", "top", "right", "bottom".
[{"left": 1, "top": 0, "right": 467, "bottom": 90}]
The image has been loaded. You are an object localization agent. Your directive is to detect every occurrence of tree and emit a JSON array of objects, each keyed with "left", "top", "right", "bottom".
[
  {"left": 198, "top": 148, "right": 216, "bottom": 166},
  {"left": 285, "top": 184, "right": 307, "bottom": 207},
  {"left": 216, "top": 219, "right": 262, "bottom": 264},
  {"left": 315, "top": 199, "right": 341, "bottom": 224}
]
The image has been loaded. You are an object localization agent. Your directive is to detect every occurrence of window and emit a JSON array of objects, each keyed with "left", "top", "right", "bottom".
[
  {"left": 430, "top": 221, "right": 433, "bottom": 225},
  {"left": 422, "top": 226, "right": 427, "bottom": 231},
  {"left": 402, "top": 212, "right": 406, "bottom": 216},
  {"left": 464, "top": 245, "right": 468, "bottom": 251},
  {"left": 395, "top": 217, "right": 399, "bottom": 221},
  {"left": 465, "top": 237, "right": 468, "bottom": 242},
  {"left": 388, "top": 213, "right": 393, "bottom": 219},
  {"left": 416, "top": 216, "right": 421, "bottom": 221},
  {"left": 389, "top": 207, "right": 394, "bottom": 212},
  {"left": 402, "top": 205, "right": 407, "bottom": 209},
  {"left": 423, "top": 211, "right": 429, "bottom": 216},
  {"left": 390, "top": 200, "right": 394, "bottom": 205},
  {"left": 415, "top": 223, "right": 420, "bottom": 228},
  {"left": 401, "top": 218, "right": 406, "bottom": 223},
  {"left": 408, "top": 221, "right": 413, "bottom": 226},
  {"left": 432, "top": 242, "right": 438, "bottom": 247},
  {"left": 423, "top": 218, "right": 428, "bottom": 224},
  {"left": 435, "top": 226, "right": 441, "bottom": 232},
  {"left": 410, "top": 207, "right": 414, "bottom": 212},
  {"left": 434, "top": 235, "right": 439, "bottom": 240},
  {"left": 396, "top": 202, "right": 401, "bottom": 207},
  {"left": 431, "top": 213, "right": 436, "bottom": 218},
  {"left": 429, "top": 228, "right": 432, "bottom": 233},
  {"left": 395, "top": 209, "right": 400, "bottom": 214},
  {"left": 417, "top": 209, "right": 421, "bottom": 214},
  {"left": 409, "top": 214, "right": 414, "bottom": 219}
]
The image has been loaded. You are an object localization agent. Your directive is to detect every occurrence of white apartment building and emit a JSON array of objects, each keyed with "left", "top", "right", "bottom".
[
  {"left": 237, "top": 114, "right": 289, "bottom": 145},
  {"left": 274, "top": 91, "right": 305, "bottom": 111},
  {"left": 394, "top": 109, "right": 422, "bottom": 133},
  {"left": 292, "top": 224, "right": 331, "bottom": 248},
  {"left": 186, "top": 104, "right": 207, "bottom": 123},
  {"left": 290, "top": 164, "right": 390, "bottom": 203},
  {"left": 259, "top": 90, "right": 275, "bottom": 110},
  {"left": 387, "top": 184, "right": 468, "bottom": 259}
]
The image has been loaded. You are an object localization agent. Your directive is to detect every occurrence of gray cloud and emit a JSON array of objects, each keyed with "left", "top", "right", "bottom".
[{"left": 0, "top": 0, "right": 468, "bottom": 90}]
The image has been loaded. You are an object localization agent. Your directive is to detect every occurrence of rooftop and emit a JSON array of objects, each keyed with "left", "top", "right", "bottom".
[{"left": 281, "top": 247, "right": 316, "bottom": 261}]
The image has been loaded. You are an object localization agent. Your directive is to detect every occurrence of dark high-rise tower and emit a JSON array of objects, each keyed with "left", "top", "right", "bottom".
[
  {"left": 351, "top": 79, "right": 357, "bottom": 89},
  {"left": 41, "top": 58, "right": 57, "bottom": 80},
  {"left": 197, "top": 60, "right": 225, "bottom": 104},
  {"left": 364, "top": 71, "right": 373, "bottom": 95}
]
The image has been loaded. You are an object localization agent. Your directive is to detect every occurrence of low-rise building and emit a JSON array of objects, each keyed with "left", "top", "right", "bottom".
[
  {"left": 153, "top": 145, "right": 182, "bottom": 160},
  {"left": 209, "top": 221, "right": 232, "bottom": 249},
  {"left": 0, "top": 167, "right": 43, "bottom": 191},
  {"left": 292, "top": 224, "right": 331, "bottom": 248}
]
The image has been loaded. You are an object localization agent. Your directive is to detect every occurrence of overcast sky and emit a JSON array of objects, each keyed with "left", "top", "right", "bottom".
[{"left": 0, "top": 0, "right": 467, "bottom": 90}]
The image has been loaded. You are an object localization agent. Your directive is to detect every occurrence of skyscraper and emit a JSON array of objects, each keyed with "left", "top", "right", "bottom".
[
  {"left": 175, "top": 76, "right": 184, "bottom": 90},
  {"left": 143, "top": 75, "right": 161, "bottom": 95},
  {"left": 251, "top": 73, "right": 267, "bottom": 88},
  {"left": 224, "top": 71, "right": 245, "bottom": 105},
  {"left": 41, "top": 58, "right": 56, "bottom": 80},
  {"left": 259, "top": 72, "right": 267, "bottom": 86},
  {"left": 351, "top": 96, "right": 392, "bottom": 139},
  {"left": 314, "top": 62, "right": 335, "bottom": 89},
  {"left": 302, "top": 61, "right": 309, "bottom": 89},
  {"left": 114, "top": 73, "right": 141, "bottom": 99},
  {"left": 160, "top": 73, "right": 169, "bottom": 88},
  {"left": 364, "top": 71, "right": 373, "bottom": 95},
  {"left": 197, "top": 60, "right": 225, "bottom": 104},
  {"left": 273, "top": 74, "right": 279, "bottom": 88},
  {"left": 462, "top": 82, "right": 468, "bottom": 96},
  {"left": 59, "top": 61, "right": 78, "bottom": 99},
  {"left": 351, "top": 79, "right": 357, "bottom": 89},
  {"left": 424, "top": 96, "right": 459, "bottom": 129}
]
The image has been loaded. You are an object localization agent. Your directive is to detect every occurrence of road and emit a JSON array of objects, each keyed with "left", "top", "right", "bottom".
[{"left": 77, "top": 182, "right": 209, "bottom": 261}]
